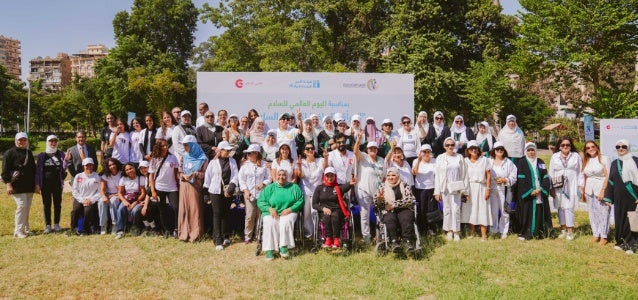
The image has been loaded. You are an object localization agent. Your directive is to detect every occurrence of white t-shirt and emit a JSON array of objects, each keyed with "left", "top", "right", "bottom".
[
  {"left": 101, "top": 173, "right": 122, "bottom": 194},
  {"left": 387, "top": 160, "right": 414, "bottom": 186},
  {"left": 300, "top": 158, "right": 325, "bottom": 196},
  {"left": 271, "top": 159, "right": 297, "bottom": 183},
  {"left": 398, "top": 128, "right": 418, "bottom": 158},
  {"left": 413, "top": 158, "right": 436, "bottom": 190},
  {"left": 155, "top": 125, "right": 175, "bottom": 154},
  {"left": 356, "top": 153, "right": 385, "bottom": 198},
  {"left": 112, "top": 132, "right": 131, "bottom": 164},
  {"left": 129, "top": 130, "right": 143, "bottom": 163},
  {"left": 328, "top": 150, "right": 355, "bottom": 184},
  {"left": 118, "top": 175, "right": 147, "bottom": 194},
  {"left": 276, "top": 127, "right": 299, "bottom": 160},
  {"left": 149, "top": 154, "right": 179, "bottom": 192}
]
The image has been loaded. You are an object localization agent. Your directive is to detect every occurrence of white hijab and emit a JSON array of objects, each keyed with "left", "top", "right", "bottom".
[
  {"left": 433, "top": 111, "right": 445, "bottom": 136},
  {"left": 617, "top": 139, "right": 638, "bottom": 185},
  {"left": 451, "top": 115, "right": 467, "bottom": 134},
  {"left": 525, "top": 143, "right": 540, "bottom": 187},
  {"left": 498, "top": 115, "right": 525, "bottom": 158},
  {"left": 476, "top": 121, "right": 493, "bottom": 149}
]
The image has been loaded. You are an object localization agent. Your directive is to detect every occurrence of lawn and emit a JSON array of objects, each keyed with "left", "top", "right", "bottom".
[{"left": 1, "top": 162, "right": 638, "bottom": 299}]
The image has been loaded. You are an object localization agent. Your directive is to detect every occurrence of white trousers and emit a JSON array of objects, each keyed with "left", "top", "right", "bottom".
[
  {"left": 556, "top": 192, "right": 575, "bottom": 227},
  {"left": 262, "top": 213, "right": 297, "bottom": 251},
  {"left": 586, "top": 193, "right": 611, "bottom": 238},
  {"left": 13, "top": 193, "right": 33, "bottom": 235},
  {"left": 442, "top": 193, "right": 462, "bottom": 232},
  {"left": 357, "top": 193, "right": 373, "bottom": 239},
  {"left": 489, "top": 191, "right": 510, "bottom": 235}
]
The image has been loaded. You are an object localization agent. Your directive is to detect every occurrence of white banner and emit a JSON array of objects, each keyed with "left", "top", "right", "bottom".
[
  {"left": 600, "top": 119, "right": 638, "bottom": 160},
  {"left": 196, "top": 72, "right": 414, "bottom": 129}
]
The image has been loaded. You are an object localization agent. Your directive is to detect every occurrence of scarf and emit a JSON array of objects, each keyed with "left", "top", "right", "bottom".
[
  {"left": 322, "top": 176, "right": 349, "bottom": 218},
  {"left": 46, "top": 143, "right": 58, "bottom": 154},
  {"left": 476, "top": 126, "right": 494, "bottom": 150},
  {"left": 417, "top": 111, "right": 429, "bottom": 136},
  {"left": 618, "top": 140, "right": 638, "bottom": 185},
  {"left": 433, "top": 111, "right": 445, "bottom": 136},
  {"left": 183, "top": 142, "right": 208, "bottom": 176},
  {"left": 365, "top": 122, "right": 385, "bottom": 145},
  {"left": 381, "top": 177, "right": 411, "bottom": 211},
  {"left": 498, "top": 122, "right": 525, "bottom": 158},
  {"left": 451, "top": 115, "right": 467, "bottom": 134},
  {"left": 526, "top": 154, "right": 540, "bottom": 190}
]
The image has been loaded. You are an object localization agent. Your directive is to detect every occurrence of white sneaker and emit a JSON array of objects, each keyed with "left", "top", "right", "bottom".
[
  {"left": 215, "top": 245, "right": 224, "bottom": 251},
  {"left": 100, "top": 225, "right": 107, "bottom": 235},
  {"left": 558, "top": 230, "right": 567, "bottom": 239},
  {"left": 566, "top": 232, "right": 574, "bottom": 241},
  {"left": 115, "top": 232, "right": 124, "bottom": 239},
  {"left": 53, "top": 224, "right": 61, "bottom": 232},
  {"left": 626, "top": 250, "right": 634, "bottom": 255},
  {"left": 501, "top": 233, "right": 508, "bottom": 240},
  {"left": 14, "top": 232, "right": 27, "bottom": 239},
  {"left": 614, "top": 245, "right": 623, "bottom": 251},
  {"left": 43, "top": 225, "right": 52, "bottom": 234},
  {"left": 453, "top": 234, "right": 461, "bottom": 242},
  {"left": 446, "top": 232, "right": 453, "bottom": 241}
]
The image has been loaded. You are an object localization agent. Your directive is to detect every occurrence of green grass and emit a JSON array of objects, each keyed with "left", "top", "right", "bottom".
[{"left": 1, "top": 167, "right": 638, "bottom": 298}]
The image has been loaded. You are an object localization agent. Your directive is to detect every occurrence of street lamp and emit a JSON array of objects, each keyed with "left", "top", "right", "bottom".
[{"left": 24, "top": 80, "right": 31, "bottom": 134}]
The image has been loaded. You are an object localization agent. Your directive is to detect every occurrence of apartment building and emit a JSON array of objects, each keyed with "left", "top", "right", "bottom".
[
  {"left": 70, "top": 44, "right": 108, "bottom": 78},
  {"left": 28, "top": 53, "right": 72, "bottom": 91},
  {"left": 0, "top": 35, "right": 21, "bottom": 79}
]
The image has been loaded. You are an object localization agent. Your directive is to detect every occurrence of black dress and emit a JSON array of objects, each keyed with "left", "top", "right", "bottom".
[
  {"left": 516, "top": 157, "right": 552, "bottom": 239},
  {"left": 605, "top": 157, "right": 638, "bottom": 250}
]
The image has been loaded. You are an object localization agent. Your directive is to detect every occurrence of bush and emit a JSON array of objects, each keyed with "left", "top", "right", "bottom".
[
  {"left": 0, "top": 137, "right": 38, "bottom": 154},
  {"left": 57, "top": 138, "right": 101, "bottom": 152}
]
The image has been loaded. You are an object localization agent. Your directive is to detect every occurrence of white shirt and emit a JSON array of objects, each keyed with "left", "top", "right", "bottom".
[
  {"left": 580, "top": 155, "right": 611, "bottom": 196},
  {"left": 72, "top": 172, "right": 102, "bottom": 204},
  {"left": 112, "top": 132, "right": 131, "bottom": 164},
  {"left": 328, "top": 149, "right": 355, "bottom": 184},
  {"left": 413, "top": 158, "right": 436, "bottom": 190},
  {"left": 203, "top": 158, "right": 239, "bottom": 195},
  {"left": 271, "top": 159, "right": 297, "bottom": 183},
  {"left": 466, "top": 156, "right": 491, "bottom": 183},
  {"left": 397, "top": 127, "right": 419, "bottom": 158},
  {"left": 119, "top": 175, "right": 147, "bottom": 194},
  {"left": 238, "top": 160, "right": 271, "bottom": 200},
  {"left": 356, "top": 153, "right": 385, "bottom": 197},
  {"left": 387, "top": 159, "right": 414, "bottom": 186},
  {"left": 276, "top": 127, "right": 299, "bottom": 160},
  {"left": 129, "top": 130, "right": 143, "bottom": 163},
  {"left": 155, "top": 125, "right": 174, "bottom": 154},
  {"left": 101, "top": 173, "right": 122, "bottom": 194},
  {"left": 149, "top": 154, "right": 179, "bottom": 192},
  {"left": 300, "top": 158, "right": 325, "bottom": 196}
]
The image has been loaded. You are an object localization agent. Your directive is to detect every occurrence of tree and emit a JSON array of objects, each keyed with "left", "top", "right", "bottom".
[
  {"left": 499, "top": 90, "right": 554, "bottom": 132},
  {"left": 128, "top": 68, "right": 187, "bottom": 116}
]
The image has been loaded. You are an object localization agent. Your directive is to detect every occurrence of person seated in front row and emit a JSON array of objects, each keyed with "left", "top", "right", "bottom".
[
  {"left": 375, "top": 167, "right": 417, "bottom": 253},
  {"left": 70, "top": 158, "right": 102, "bottom": 235},
  {"left": 312, "top": 167, "right": 356, "bottom": 249}
]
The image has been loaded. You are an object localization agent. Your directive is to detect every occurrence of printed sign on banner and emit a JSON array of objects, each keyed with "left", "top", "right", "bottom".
[
  {"left": 600, "top": 119, "right": 638, "bottom": 160},
  {"left": 583, "top": 114, "right": 594, "bottom": 142},
  {"left": 196, "top": 72, "right": 414, "bottom": 129}
]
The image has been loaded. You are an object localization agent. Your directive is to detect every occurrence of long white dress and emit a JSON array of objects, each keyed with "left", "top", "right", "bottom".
[
  {"left": 466, "top": 156, "right": 492, "bottom": 226},
  {"left": 549, "top": 151, "right": 582, "bottom": 227},
  {"left": 579, "top": 155, "right": 611, "bottom": 238},
  {"left": 489, "top": 158, "right": 517, "bottom": 234}
]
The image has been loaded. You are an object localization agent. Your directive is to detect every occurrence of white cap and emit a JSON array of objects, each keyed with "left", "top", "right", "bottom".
[
  {"left": 367, "top": 141, "right": 379, "bottom": 148},
  {"left": 467, "top": 140, "right": 479, "bottom": 148},
  {"left": 351, "top": 114, "right": 360, "bottom": 122},
  {"left": 181, "top": 110, "right": 192, "bottom": 117},
  {"left": 46, "top": 134, "right": 58, "bottom": 141},
  {"left": 15, "top": 132, "right": 27, "bottom": 140},
  {"left": 217, "top": 141, "right": 234, "bottom": 151},
  {"left": 324, "top": 167, "right": 336, "bottom": 175},
  {"left": 382, "top": 118, "right": 392, "bottom": 124},
  {"left": 322, "top": 115, "right": 332, "bottom": 123},
  {"left": 229, "top": 113, "right": 239, "bottom": 119},
  {"left": 419, "top": 144, "right": 432, "bottom": 152},
  {"left": 525, "top": 142, "right": 537, "bottom": 150},
  {"left": 479, "top": 121, "right": 489, "bottom": 128},
  {"left": 181, "top": 135, "right": 197, "bottom": 144},
  {"left": 493, "top": 141, "right": 505, "bottom": 149},
  {"left": 366, "top": 116, "right": 374, "bottom": 121},
  {"left": 139, "top": 160, "right": 150, "bottom": 168},
  {"left": 82, "top": 157, "right": 95, "bottom": 166},
  {"left": 243, "top": 144, "right": 261, "bottom": 153},
  {"left": 309, "top": 114, "right": 318, "bottom": 119},
  {"left": 333, "top": 113, "right": 344, "bottom": 122}
]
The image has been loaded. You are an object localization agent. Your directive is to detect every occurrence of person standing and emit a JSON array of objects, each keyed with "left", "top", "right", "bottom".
[
  {"left": 549, "top": 137, "right": 581, "bottom": 241},
  {"left": 465, "top": 141, "right": 492, "bottom": 241},
  {"left": 354, "top": 132, "right": 385, "bottom": 244},
  {"left": 412, "top": 144, "right": 438, "bottom": 236},
  {"left": 178, "top": 136, "right": 208, "bottom": 242},
  {"left": 140, "top": 114, "right": 157, "bottom": 161},
  {"left": 2, "top": 132, "right": 36, "bottom": 238},
  {"left": 449, "top": 115, "right": 475, "bottom": 156},
  {"left": 327, "top": 133, "right": 356, "bottom": 185},
  {"left": 415, "top": 111, "right": 436, "bottom": 151},
  {"left": 488, "top": 142, "right": 517, "bottom": 239},
  {"left": 148, "top": 138, "right": 180, "bottom": 238},
  {"left": 109, "top": 118, "right": 131, "bottom": 164},
  {"left": 604, "top": 139, "right": 638, "bottom": 254},
  {"left": 431, "top": 111, "right": 451, "bottom": 157},
  {"left": 476, "top": 122, "right": 496, "bottom": 156},
  {"left": 101, "top": 112, "right": 118, "bottom": 160},
  {"left": 497, "top": 115, "right": 525, "bottom": 162},
  {"left": 65, "top": 131, "right": 99, "bottom": 183},
  {"left": 239, "top": 144, "right": 272, "bottom": 243},
  {"left": 579, "top": 141, "right": 611, "bottom": 245},
  {"left": 396, "top": 115, "right": 419, "bottom": 166},
  {"left": 434, "top": 137, "right": 469, "bottom": 242},
  {"left": 35, "top": 135, "right": 66, "bottom": 233},
  {"left": 172, "top": 110, "right": 196, "bottom": 166},
  {"left": 196, "top": 110, "right": 224, "bottom": 158},
  {"left": 296, "top": 142, "right": 325, "bottom": 239},
  {"left": 129, "top": 117, "right": 144, "bottom": 165},
  {"left": 516, "top": 142, "right": 552, "bottom": 240},
  {"left": 196, "top": 102, "right": 210, "bottom": 128},
  {"left": 171, "top": 107, "right": 182, "bottom": 124}
]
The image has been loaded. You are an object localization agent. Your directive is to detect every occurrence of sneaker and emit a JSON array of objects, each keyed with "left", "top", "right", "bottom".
[
  {"left": 518, "top": 236, "right": 526, "bottom": 241},
  {"left": 100, "top": 225, "right": 107, "bottom": 235},
  {"left": 614, "top": 245, "right": 623, "bottom": 251},
  {"left": 501, "top": 233, "right": 508, "bottom": 239},
  {"left": 280, "top": 246, "right": 289, "bottom": 258},
  {"left": 626, "top": 249, "right": 635, "bottom": 255},
  {"left": 322, "top": 237, "right": 333, "bottom": 248},
  {"left": 332, "top": 237, "right": 341, "bottom": 248},
  {"left": 405, "top": 240, "right": 415, "bottom": 253},
  {"left": 391, "top": 241, "right": 401, "bottom": 253},
  {"left": 566, "top": 232, "right": 574, "bottom": 241},
  {"left": 558, "top": 230, "right": 567, "bottom": 239},
  {"left": 453, "top": 234, "right": 461, "bottom": 242},
  {"left": 14, "top": 232, "right": 27, "bottom": 239},
  {"left": 43, "top": 225, "right": 52, "bottom": 234},
  {"left": 446, "top": 232, "right": 453, "bottom": 241},
  {"left": 53, "top": 224, "right": 61, "bottom": 232},
  {"left": 215, "top": 245, "right": 224, "bottom": 251},
  {"left": 265, "top": 250, "right": 274, "bottom": 261},
  {"left": 244, "top": 238, "right": 251, "bottom": 244},
  {"left": 427, "top": 229, "right": 436, "bottom": 236},
  {"left": 115, "top": 232, "right": 124, "bottom": 239},
  {"left": 223, "top": 238, "right": 231, "bottom": 246}
]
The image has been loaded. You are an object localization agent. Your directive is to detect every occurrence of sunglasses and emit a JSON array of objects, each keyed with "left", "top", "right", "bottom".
[
  {"left": 560, "top": 143, "right": 571, "bottom": 148},
  {"left": 585, "top": 146, "right": 596, "bottom": 150},
  {"left": 468, "top": 147, "right": 478, "bottom": 151},
  {"left": 616, "top": 145, "right": 628, "bottom": 150},
  {"left": 205, "top": 115, "right": 214, "bottom": 118},
  {"left": 444, "top": 144, "right": 455, "bottom": 147},
  {"left": 402, "top": 121, "right": 411, "bottom": 125},
  {"left": 435, "top": 117, "right": 443, "bottom": 120},
  {"left": 455, "top": 121, "right": 463, "bottom": 123},
  {"left": 305, "top": 147, "right": 315, "bottom": 151},
  {"left": 495, "top": 148, "right": 505, "bottom": 152}
]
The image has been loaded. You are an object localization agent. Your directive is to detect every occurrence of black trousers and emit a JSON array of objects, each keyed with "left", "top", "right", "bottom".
[
  {"left": 383, "top": 207, "right": 415, "bottom": 242},
  {"left": 42, "top": 183, "right": 63, "bottom": 225},
  {"left": 133, "top": 200, "right": 160, "bottom": 229},
  {"left": 415, "top": 188, "right": 438, "bottom": 232},
  {"left": 211, "top": 193, "right": 232, "bottom": 246},
  {"left": 321, "top": 208, "right": 344, "bottom": 239},
  {"left": 71, "top": 200, "right": 98, "bottom": 234},
  {"left": 157, "top": 190, "right": 179, "bottom": 232}
]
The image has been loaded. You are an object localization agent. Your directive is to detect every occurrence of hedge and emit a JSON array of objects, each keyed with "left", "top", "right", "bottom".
[
  {"left": 0, "top": 138, "right": 100, "bottom": 155},
  {"left": 0, "top": 137, "right": 38, "bottom": 153}
]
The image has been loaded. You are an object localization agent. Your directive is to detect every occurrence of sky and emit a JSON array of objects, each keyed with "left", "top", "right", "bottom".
[{"left": 0, "top": 0, "right": 523, "bottom": 80}]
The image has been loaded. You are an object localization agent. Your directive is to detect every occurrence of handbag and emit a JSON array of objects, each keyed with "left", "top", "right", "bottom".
[
  {"left": 504, "top": 201, "right": 516, "bottom": 214},
  {"left": 448, "top": 180, "right": 465, "bottom": 194},
  {"left": 10, "top": 150, "right": 30, "bottom": 183},
  {"left": 551, "top": 175, "right": 565, "bottom": 189},
  {"left": 628, "top": 211, "right": 638, "bottom": 233},
  {"left": 425, "top": 209, "right": 443, "bottom": 223}
]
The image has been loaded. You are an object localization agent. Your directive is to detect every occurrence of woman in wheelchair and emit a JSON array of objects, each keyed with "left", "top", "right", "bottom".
[
  {"left": 375, "top": 167, "right": 417, "bottom": 253},
  {"left": 312, "top": 167, "right": 356, "bottom": 248}
]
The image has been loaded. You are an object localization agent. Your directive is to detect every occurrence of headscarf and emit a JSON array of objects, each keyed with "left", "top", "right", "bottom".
[
  {"left": 433, "top": 111, "right": 445, "bottom": 136},
  {"left": 524, "top": 142, "right": 540, "bottom": 189},
  {"left": 617, "top": 139, "right": 638, "bottom": 185},
  {"left": 443, "top": 137, "right": 457, "bottom": 153},
  {"left": 476, "top": 121, "right": 493, "bottom": 150},
  {"left": 322, "top": 116, "right": 335, "bottom": 138},
  {"left": 183, "top": 141, "right": 208, "bottom": 176},
  {"left": 46, "top": 140, "right": 58, "bottom": 154},
  {"left": 498, "top": 115, "right": 525, "bottom": 158},
  {"left": 322, "top": 172, "right": 349, "bottom": 218},
  {"left": 248, "top": 117, "right": 266, "bottom": 145},
  {"left": 365, "top": 119, "right": 385, "bottom": 145},
  {"left": 416, "top": 111, "right": 429, "bottom": 137},
  {"left": 380, "top": 167, "right": 412, "bottom": 211},
  {"left": 302, "top": 119, "right": 317, "bottom": 148},
  {"left": 451, "top": 115, "right": 467, "bottom": 134}
]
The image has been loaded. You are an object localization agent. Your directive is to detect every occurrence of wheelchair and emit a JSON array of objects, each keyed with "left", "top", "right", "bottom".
[
  {"left": 255, "top": 211, "right": 305, "bottom": 256},
  {"left": 309, "top": 203, "right": 356, "bottom": 255},
  {"left": 374, "top": 201, "right": 423, "bottom": 259}
]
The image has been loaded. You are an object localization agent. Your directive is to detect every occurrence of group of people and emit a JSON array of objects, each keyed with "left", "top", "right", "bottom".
[{"left": 3, "top": 104, "right": 638, "bottom": 259}]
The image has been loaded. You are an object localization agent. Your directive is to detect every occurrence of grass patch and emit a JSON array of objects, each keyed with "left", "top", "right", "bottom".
[{"left": 1, "top": 174, "right": 638, "bottom": 298}]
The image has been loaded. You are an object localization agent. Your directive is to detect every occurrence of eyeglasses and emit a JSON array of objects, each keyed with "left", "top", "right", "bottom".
[
  {"left": 616, "top": 145, "right": 628, "bottom": 150},
  {"left": 560, "top": 143, "right": 571, "bottom": 148},
  {"left": 495, "top": 148, "right": 505, "bottom": 152},
  {"left": 444, "top": 144, "right": 455, "bottom": 147},
  {"left": 305, "top": 147, "right": 315, "bottom": 151},
  {"left": 455, "top": 121, "right": 463, "bottom": 124},
  {"left": 205, "top": 115, "right": 214, "bottom": 118}
]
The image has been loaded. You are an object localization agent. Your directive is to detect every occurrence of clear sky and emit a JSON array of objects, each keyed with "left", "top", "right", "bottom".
[{"left": 0, "top": 0, "right": 523, "bottom": 80}]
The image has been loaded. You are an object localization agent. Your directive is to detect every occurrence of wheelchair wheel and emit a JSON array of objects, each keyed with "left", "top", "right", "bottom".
[
  {"left": 255, "top": 213, "right": 263, "bottom": 256},
  {"left": 375, "top": 242, "right": 388, "bottom": 256}
]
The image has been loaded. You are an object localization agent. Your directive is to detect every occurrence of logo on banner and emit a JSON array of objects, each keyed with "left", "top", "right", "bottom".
[
  {"left": 367, "top": 79, "right": 378, "bottom": 91},
  {"left": 289, "top": 80, "right": 320, "bottom": 89},
  {"left": 342, "top": 78, "right": 379, "bottom": 91},
  {"left": 235, "top": 78, "right": 263, "bottom": 89}
]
